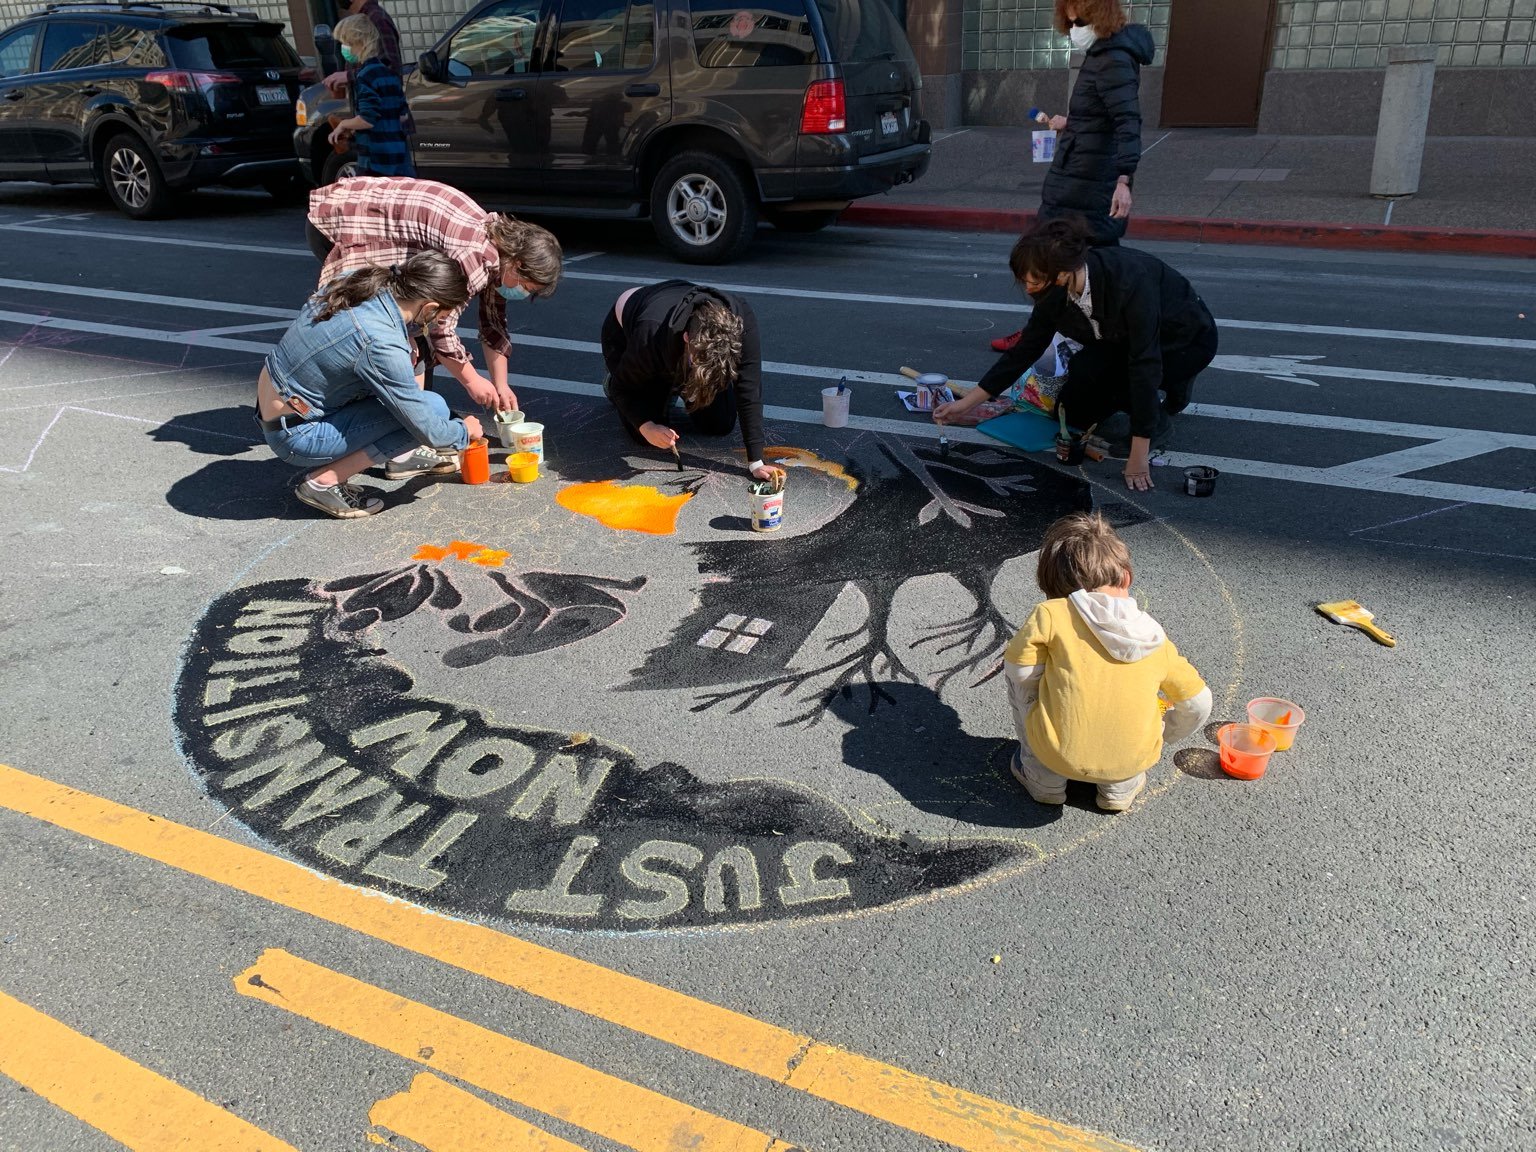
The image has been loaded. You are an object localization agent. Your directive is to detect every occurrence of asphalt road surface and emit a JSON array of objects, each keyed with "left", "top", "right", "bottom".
[{"left": 1, "top": 184, "right": 1533, "bottom": 1152}]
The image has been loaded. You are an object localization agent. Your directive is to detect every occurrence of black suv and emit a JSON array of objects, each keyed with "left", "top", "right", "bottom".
[
  {"left": 295, "top": 0, "right": 930, "bottom": 262},
  {"left": 0, "top": 1, "right": 306, "bottom": 217}
]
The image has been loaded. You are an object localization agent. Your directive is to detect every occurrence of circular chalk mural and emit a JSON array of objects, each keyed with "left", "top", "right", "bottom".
[{"left": 175, "top": 405, "right": 1158, "bottom": 932}]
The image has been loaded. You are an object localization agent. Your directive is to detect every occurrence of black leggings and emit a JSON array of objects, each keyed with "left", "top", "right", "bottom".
[
  {"left": 1056, "top": 323, "right": 1219, "bottom": 436},
  {"left": 599, "top": 309, "right": 736, "bottom": 442}
]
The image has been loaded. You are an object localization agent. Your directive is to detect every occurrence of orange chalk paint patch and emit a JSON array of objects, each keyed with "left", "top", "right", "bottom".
[
  {"left": 765, "top": 446, "right": 859, "bottom": 491},
  {"left": 412, "top": 544, "right": 453, "bottom": 563},
  {"left": 446, "top": 540, "right": 487, "bottom": 559},
  {"left": 466, "top": 549, "right": 510, "bottom": 567},
  {"left": 557, "top": 481, "right": 692, "bottom": 535}
]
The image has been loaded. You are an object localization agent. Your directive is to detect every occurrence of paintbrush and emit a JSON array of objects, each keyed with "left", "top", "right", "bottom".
[
  {"left": 1316, "top": 599, "right": 1396, "bottom": 647},
  {"left": 669, "top": 444, "right": 683, "bottom": 472}
]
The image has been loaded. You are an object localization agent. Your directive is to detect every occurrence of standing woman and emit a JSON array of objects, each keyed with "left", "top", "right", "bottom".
[
  {"left": 328, "top": 14, "right": 414, "bottom": 177},
  {"left": 994, "top": 0, "right": 1153, "bottom": 352},
  {"left": 257, "top": 251, "right": 481, "bottom": 519}
]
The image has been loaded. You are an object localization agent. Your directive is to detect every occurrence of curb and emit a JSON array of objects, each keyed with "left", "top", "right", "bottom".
[{"left": 839, "top": 202, "right": 1536, "bottom": 259}]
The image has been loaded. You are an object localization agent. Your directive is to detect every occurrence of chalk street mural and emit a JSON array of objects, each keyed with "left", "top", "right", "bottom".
[{"left": 174, "top": 429, "right": 1113, "bottom": 932}]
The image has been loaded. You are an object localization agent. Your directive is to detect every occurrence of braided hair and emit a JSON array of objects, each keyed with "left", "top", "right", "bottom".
[{"left": 311, "top": 250, "right": 470, "bottom": 322}]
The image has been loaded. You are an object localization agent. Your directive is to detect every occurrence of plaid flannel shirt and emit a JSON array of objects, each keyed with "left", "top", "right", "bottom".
[{"left": 308, "top": 177, "right": 509, "bottom": 366}]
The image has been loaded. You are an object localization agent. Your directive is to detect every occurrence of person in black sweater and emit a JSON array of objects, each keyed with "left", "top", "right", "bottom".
[
  {"left": 600, "top": 279, "right": 779, "bottom": 481},
  {"left": 937, "top": 218, "right": 1218, "bottom": 493}
]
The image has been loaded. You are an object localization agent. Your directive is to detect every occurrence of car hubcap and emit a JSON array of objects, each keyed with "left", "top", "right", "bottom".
[
  {"left": 337, "top": 161, "right": 357, "bottom": 181},
  {"left": 109, "top": 148, "right": 151, "bottom": 209},
  {"left": 666, "top": 173, "right": 726, "bottom": 247}
]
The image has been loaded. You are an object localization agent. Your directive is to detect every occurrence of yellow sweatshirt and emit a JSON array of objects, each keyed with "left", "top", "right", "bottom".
[{"left": 1003, "top": 592, "right": 1206, "bottom": 782}]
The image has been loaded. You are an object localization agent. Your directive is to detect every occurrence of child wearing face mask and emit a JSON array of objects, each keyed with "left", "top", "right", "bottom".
[{"left": 328, "top": 14, "right": 414, "bottom": 177}]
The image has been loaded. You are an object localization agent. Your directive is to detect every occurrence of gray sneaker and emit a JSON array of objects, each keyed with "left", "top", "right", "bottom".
[
  {"left": 385, "top": 447, "right": 459, "bottom": 479},
  {"left": 294, "top": 479, "right": 384, "bottom": 519}
]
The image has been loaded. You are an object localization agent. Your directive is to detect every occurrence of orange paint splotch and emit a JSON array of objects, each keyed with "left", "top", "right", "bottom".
[
  {"left": 765, "top": 446, "right": 859, "bottom": 491},
  {"left": 466, "top": 548, "right": 510, "bottom": 567},
  {"left": 446, "top": 540, "right": 488, "bottom": 560},
  {"left": 411, "top": 544, "right": 453, "bottom": 563},
  {"left": 557, "top": 481, "right": 693, "bottom": 535}
]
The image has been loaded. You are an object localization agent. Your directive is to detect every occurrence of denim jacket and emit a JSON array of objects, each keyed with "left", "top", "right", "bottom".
[{"left": 265, "top": 291, "right": 469, "bottom": 452}]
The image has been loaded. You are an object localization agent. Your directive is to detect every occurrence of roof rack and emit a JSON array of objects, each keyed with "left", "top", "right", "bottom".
[{"left": 38, "top": 1, "right": 260, "bottom": 16}]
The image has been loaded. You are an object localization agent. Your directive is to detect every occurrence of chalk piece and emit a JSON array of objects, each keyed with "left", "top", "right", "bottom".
[
  {"left": 991, "top": 955, "right": 1001, "bottom": 964},
  {"left": 160, "top": 566, "right": 188, "bottom": 575}
]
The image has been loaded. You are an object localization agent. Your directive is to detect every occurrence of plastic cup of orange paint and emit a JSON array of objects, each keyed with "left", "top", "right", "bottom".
[{"left": 460, "top": 438, "right": 490, "bottom": 485}]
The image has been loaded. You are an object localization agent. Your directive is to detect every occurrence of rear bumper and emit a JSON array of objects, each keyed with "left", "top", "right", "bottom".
[
  {"left": 759, "top": 137, "right": 932, "bottom": 203},
  {"left": 160, "top": 140, "right": 299, "bottom": 188}
]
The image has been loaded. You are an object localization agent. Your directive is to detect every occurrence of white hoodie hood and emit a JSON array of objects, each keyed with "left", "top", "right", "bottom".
[{"left": 1068, "top": 590, "right": 1166, "bottom": 663}]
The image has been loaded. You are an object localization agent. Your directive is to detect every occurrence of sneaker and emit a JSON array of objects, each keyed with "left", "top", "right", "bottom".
[
  {"left": 385, "top": 447, "right": 458, "bottom": 479},
  {"left": 1105, "top": 411, "right": 1174, "bottom": 459},
  {"left": 1096, "top": 774, "right": 1146, "bottom": 813},
  {"left": 294, "top": 478, "right": 383, "bottom": 519},
  {"left": 991, "top": 329, "right": 1024, "bottom": 353},
  {"left": 1010, "top": 747, "right": 1066, "bottom": 806}
]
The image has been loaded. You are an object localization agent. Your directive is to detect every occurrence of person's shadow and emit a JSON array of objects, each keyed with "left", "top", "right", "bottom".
[
  {"left": 148, "top": 406, "right": 262, "bottom": 457},
  {"left": 827, "top": 680, "right": 1092, "bottom": 832}
]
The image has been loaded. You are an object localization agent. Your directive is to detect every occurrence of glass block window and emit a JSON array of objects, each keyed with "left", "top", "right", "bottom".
[
  {"left": 964, "top": 0, "right": 1170, "bottom": 72},
  {"left": 1271, "top": 0, "right": 1536, "bottom": 66}
]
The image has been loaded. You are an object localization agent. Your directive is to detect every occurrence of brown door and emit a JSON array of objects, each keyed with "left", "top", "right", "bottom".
[{"left": 1160, "top": 0, "right": 1276, "bottom": 128}]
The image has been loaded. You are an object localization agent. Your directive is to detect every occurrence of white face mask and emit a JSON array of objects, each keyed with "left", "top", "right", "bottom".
[{"left": 1069, "top": 23, "right": 1098, "bottom": 50}]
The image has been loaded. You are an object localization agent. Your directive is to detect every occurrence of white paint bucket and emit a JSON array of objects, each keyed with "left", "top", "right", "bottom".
[
  {"left": 509, "top": 421, "right": 544, "bottom": 462},
  {"left": 750, "top": 485, "right": 784, "bottom": 533},
  {"left": 1031, "top": 129, "right": 1057, "bottom": 163},
  {"left": 821, "top": 386, "right": 851, "bottom": 428},
  {"left": 493, "top": 411, "right": 523, "bottom": 448}
]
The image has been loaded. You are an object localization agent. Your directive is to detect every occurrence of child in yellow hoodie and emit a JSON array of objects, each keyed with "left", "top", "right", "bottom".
[{"left": 1004, "top": 513, "right": 1212, "bottom": 812}]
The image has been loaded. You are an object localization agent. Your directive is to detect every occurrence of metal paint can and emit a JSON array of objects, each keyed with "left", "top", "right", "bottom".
[{"left": 750, "top": 484, "right": 784, "bottom": 532}]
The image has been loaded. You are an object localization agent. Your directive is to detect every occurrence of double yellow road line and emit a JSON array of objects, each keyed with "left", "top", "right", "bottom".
[{"left": 0, "top": 763, "right": 1139, "bottom": 1151}]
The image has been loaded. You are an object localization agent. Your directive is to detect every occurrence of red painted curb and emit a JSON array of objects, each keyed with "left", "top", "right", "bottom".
[{"left": 838, "top": 201, "right": 1536, "bottom": 258}]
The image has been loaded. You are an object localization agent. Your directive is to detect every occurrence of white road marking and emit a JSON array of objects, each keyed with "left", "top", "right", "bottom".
[
  {"left": 0, "top": 277, "right": 294, "bottom": 318},
  {"left": 180, "top": 321, "right": 292, "bottom": 338},
  {"left": 1212, "top": 353, "right": 1536, "bottom": 396}
]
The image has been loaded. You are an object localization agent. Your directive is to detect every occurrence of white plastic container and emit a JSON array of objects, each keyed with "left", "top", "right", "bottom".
[{"left": 821, "top": 386, "right": 851, "bottom": 428}]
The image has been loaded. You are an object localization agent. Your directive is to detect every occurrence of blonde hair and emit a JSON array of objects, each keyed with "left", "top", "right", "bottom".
[
  {"left": 1036, "top": 512, "right": 1132, "bottom": 599},
  {"left": 681, "top": 301, "right": 743, "bottom": 409},
  {"left": 334, "top": 13, "right": 380, "bottom": 62},
  {"left": 484, "top": 215, "right": 563, "bottom": 297}
]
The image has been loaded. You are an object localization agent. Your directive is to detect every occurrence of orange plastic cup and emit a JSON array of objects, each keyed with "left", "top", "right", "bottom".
[
  {"left": 1247, "top": 697, "right": 1305, "bottom": 751},
  {"left": 507, "top": 451, "right": 539, "bottom": 483},
  {"left": 1217, "top": 723, "right": 1276, "bottom": 780},
  {"left": 460, "top": 437, "right": 490, "bottom": 485}
]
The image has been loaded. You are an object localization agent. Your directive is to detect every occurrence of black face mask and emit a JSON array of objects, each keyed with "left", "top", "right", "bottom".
[{"left": 1027, "top": 281, "right": 1064, "bottom": 304}]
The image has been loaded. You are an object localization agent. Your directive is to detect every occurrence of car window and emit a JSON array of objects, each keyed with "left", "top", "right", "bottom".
[
  {"left": 689, "top": 0, "right": 818, "bottom": 67},
  {"left": 813, "top": 0, "right": 916, "bottom": 67},
  {"left": 554, "top": 0, "right": 651, "bottom": 71},
  {"left": 165, "top": 23, "right": 300, "bottom": 70},
  {"left": 0, "top": 26, "right": 39, "bottom": 78},
  {"left": 99, "top": 23, "right": 168, "bottom": 67},
  {"left": 449, "top": 0, "right": 543, "bottom": 76},
  {"left": 39, "top": 22, "right": 106, "bottom": 72}
]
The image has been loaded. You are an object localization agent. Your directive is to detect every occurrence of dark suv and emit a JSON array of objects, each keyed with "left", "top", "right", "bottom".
[
  {"left": 0, "top": 1, "right": 306, "bottom": 217},
  {"left": 295, "top": 0, "right": 929, "bottom": 262}
]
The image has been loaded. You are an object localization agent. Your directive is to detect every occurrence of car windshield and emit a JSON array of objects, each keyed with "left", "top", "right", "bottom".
[
  {"left": 813, "top": 0, "right": 916, "bottom": 67},
  {"left": 166, "top": 22, "right": 300, "bottom": 70}
]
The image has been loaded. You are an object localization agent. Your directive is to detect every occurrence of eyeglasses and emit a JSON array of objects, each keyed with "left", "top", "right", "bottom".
[{"left": 1070, "top": 17, "right": 1088, "bottom": 26}]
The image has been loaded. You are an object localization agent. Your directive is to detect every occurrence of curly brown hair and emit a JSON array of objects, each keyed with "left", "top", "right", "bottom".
[
  {"left": 484, "top": 215, "right": 563, "bottom": 298},
  {"left": 680, "top": 302, "right": 743, "bottom": 410},
  {"left": 1053, "top": 0, "right": 1127, "bottom": 36}
]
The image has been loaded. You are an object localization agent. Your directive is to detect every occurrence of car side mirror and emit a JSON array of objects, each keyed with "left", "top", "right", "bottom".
[{"left": 418, "top": 47, "right": 441, "bottom": 81}]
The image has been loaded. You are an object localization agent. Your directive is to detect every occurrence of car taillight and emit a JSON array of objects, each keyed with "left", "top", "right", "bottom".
[
  {"left": 800, "top": 79, "right": 846, "bottom": 134},
  {"left": 295, "top": 96, "right": 307, "bottom": 126},
  {"left": 145, "top": 70, "right": 241, "bottom": 93}
]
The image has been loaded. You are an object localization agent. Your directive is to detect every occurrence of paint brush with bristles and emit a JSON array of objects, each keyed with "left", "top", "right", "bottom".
[{"left": 1316, "top": 599, "right": 1396, "bottom": 647}]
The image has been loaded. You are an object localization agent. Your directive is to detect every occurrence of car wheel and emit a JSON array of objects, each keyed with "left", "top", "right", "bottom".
[
  {"left": 102, "top": 133, "right": 169, "bottom": 220},
  {"left": 319, "top": 151, "right": 358, "bottom": 186},
  {"left": 764, "top": 207, "right": 841, "bottom": 234},
  {"left": 650, "top": 150, "right": 758, "bottom": 265}
]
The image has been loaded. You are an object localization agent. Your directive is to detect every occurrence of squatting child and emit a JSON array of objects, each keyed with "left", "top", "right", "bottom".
[
  {"left": 329, "top": 14, "right": 414, "bottom": 177},
  {"left": 1004, "top": 512, "right": 1212, "bottom": 812}
]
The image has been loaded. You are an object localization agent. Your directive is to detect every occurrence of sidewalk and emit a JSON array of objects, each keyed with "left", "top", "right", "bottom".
[{"left": 843, "top": 128, "right": 1536, "bottom": 256}]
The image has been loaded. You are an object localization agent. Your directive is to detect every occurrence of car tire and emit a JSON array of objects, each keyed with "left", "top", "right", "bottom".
[
  {"left": 764, "top": 207, "right": 841, "bottom": 234},
  {"left": 650, "top": 150, "right": 758, "bottom": 265},
  {"left": 101, "top": 133, "right": 170, "bottom": 220},
  {"left": 319, "top": 150, "right": 358, "bottom": 186}
]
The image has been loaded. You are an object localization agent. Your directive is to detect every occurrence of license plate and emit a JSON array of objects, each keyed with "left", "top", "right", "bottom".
[
  {"left": 257, "top": 85, "right": 288, "bottom": 106},
  {"left": 881, "top": 111, "right": 899, "bottom": 135}
]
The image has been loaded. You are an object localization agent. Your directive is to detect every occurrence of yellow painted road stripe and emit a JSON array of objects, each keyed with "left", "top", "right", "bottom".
[
  {"left": 371, "top": 1074, "right": 592, "bottom": 1152},
  {"left": 237, "top": 948, "right": 797, "bottom": 1152},
  {"left": 0, "top": 987, "right": 298, "bottom": 1152},
  {"left": 0, "top": 764, "right": 1139, "bottom": 1152}
]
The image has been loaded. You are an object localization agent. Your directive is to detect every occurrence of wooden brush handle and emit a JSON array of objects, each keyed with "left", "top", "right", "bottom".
[
  {"left": 899, "top": 366, "right": 921, "bottom": 380},
  {"left": 1357, "top": 620, "right": 1396, "bottom": 647}
]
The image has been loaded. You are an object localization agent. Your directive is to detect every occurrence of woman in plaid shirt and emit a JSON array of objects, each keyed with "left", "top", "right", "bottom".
[{"left": 307, "top": 177, "right": 562, "bottom": 417}]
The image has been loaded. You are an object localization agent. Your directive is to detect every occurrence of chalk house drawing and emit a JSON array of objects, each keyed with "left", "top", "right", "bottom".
[{"left": 173, "top": 431, "right": 1108, "bottom": 933}]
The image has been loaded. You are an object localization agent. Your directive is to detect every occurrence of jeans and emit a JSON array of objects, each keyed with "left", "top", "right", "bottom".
[{"left": 260, "top": 393, "right": 445, "bottom": 469}]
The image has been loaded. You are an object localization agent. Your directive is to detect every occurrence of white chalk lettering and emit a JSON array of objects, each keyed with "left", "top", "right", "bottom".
[
  {"left": 203, "top": 669, "right": 302, "bottom": 709},
  {"left": 203, "top": 695, "right": 309, "bottom": 727},
  {"left": 351, "top": 710, "right": 466, "bottom": 782},
  {"left": 222, "top": 739, "right": 344, "bottom": 810},
  {"left": 280, "top": 769, "right": 387, "bottom": 831},
  {"left": 505, "top": 753, "right": 611, "bottom": 827},
  {"left": 504, "top": 835, "right": 605, "bottom": 919},
  {"left": 235, "top": 599, "right": 325, "bottom": 630},
  {"left": 432, "top": 738, "right": 534, "bottom": 801},
  {"left": 777, "top": 841, "right": 855, "bottom": 908},
  {"left": 226, "top": 629, "right": 308, "bottom": 655},
  {"left": 208, "top": 656, "right": 301, "bottom": 675},
  {"left": 313, "top": 792, "right": 429, "bottom": 867},
  {"left": 210, "top": 715, "right": 310, "bottom": 763},
  {"left": 363, "top": 811, "right": 479, "bottom": 892},
  {"left": 704, "top": 846, "right": 763, "bottom": 914},
  {"left": 617, "top": 840, "right": 704, "bottom": 921}
]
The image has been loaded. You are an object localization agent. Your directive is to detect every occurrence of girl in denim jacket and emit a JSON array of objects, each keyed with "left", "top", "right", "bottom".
[{"left": 257, "top": 251, "right": 482, "bottom": 519}]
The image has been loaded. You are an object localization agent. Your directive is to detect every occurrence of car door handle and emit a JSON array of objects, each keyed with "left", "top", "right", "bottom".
[
  {"left": 624, "top": 82, "right": 659, "bottom": 97},
  {"left": 2, "top": 89, "right": 22, "bottom": 101},
  {"left": 496, "top": 87, "right": 527, "bottom": 101}
]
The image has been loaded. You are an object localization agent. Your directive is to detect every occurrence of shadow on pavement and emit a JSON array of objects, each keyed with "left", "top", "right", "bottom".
[{"left": 149, "top": 405, "right": 262, "bottom": 456}]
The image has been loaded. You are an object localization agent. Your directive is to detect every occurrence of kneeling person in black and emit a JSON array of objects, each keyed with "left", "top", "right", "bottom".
[
  {"left": 601, "top": 279, "right": 778, "bottom": 482},
  {"left": 938, "top": 218, "right": 1218, "bottom": 492}
]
